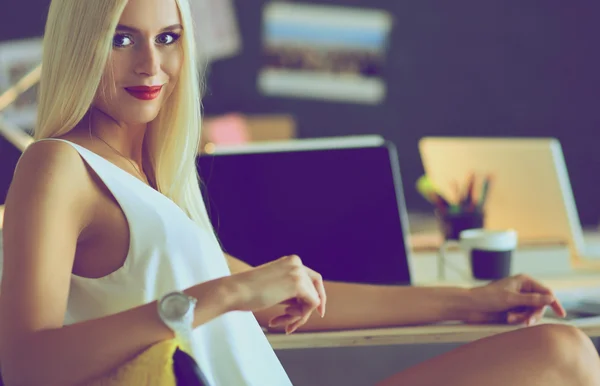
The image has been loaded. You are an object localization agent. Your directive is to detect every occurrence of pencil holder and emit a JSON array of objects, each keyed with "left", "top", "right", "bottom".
[
  {"left": 435, "top": 209, "right": 485, "bottom": 241},
  {"left": 435, "top": 209, "right": 485, "bottom": 281}
]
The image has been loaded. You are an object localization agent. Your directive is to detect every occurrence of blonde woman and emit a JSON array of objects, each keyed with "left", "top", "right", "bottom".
[{"left": 1, "top": 0, "right": 599, "bottom": 385}]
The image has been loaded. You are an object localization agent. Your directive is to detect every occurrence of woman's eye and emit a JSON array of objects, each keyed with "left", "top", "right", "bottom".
[
  {"left": 113, "top": 34, "right": 133, "bottom": 48},
  {"left": 156, "top": 32, "right": 180, "bottom": 45}
]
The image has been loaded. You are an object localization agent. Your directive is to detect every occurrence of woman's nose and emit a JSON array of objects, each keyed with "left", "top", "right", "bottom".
[{"left": 134, "top": 43, "right": 160, "bottom": 77}]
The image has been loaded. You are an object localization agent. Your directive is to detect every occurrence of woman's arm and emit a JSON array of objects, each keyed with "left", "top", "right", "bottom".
[
  {"left": 0, "top": 142, "right": 236, "bottom": 386},
  {"left": 225, "top": 254, "right": 468, "bottom": 328},
  {"left": 226, "top": 255, "right": 560, "bottom": 331},
  {"left": 282, "top": 281, "right": 471, "bottom": 330}
]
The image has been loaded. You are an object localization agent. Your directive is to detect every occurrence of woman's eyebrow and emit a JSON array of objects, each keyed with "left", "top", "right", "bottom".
[{"left": 115, "top": 24, "right": 184, "bottom": 33}]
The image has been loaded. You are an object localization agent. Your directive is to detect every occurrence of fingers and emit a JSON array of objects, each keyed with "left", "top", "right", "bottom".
[
  {"left": 509, "top": 292, "right": 555, "bottom": 308},
  {"left": 549, "top": 299, "right": 567, "bottom": 318},
  {"left": 507, "top": 306, "right": 547, "bottom": 326},
  {"left": 268, "top": 314, "right": 302, "bottom": 328},
  {"left": 268, "top": 304, "right": 307, "bottom": 332},
  {"left": 289, "top": 288, "right": 320, "bottom": 334},
  {"left": 273, "top": 301, "right": 313, "bottom": 334},
  {"left": 266, "top": 255, "right": 325, "bottom": 334},
  {"left": 506, "top": 282, "right": 561, "bottom": 325},
  {"left": 286, "top": 314, "right": 307, "bottom": 334},
  {"left": 506, "top": 311, "right": 527, "bottom": 324},
  {"left": 289, "top": 273, "right": 321, "bottom": 333},
  {"left": 527, "top": 306, "right": 548, "bottom": 325},
  {"left": 283, "top": 256, "right": 325, "bottom": 333},
  {"left": 269, "top": 305, "right": 303, "bottom": 329},
  {"left": 515, "top": 275, "right": 567, "bottom": 317},
  {"left": 304, "top": 267, "right": 327, "bottom": 317}
]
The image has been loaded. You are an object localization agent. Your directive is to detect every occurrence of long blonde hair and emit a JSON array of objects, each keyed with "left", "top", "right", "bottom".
[{"left": 36, "top": 0, "right": 213, "bottom": 232}]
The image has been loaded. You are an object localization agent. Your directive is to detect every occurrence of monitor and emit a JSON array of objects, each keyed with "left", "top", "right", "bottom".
[
  {"left": 197, "top": 136, "right": 413, "bottom": 285},
  {"left": 419, "top": 137, "right": 594, "bottom": 261}
]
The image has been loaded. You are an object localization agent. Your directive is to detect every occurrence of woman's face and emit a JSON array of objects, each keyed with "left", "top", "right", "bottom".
[{"left": 93, "top": 0, "right": 183, "bottom": 126}]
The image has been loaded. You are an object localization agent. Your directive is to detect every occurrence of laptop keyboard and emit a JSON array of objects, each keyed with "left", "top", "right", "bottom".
[
  {"left": 545, "top": 287, "right": 600, "bottom": 320},
  {"left": 574, "top": 299, "right": 600, "bottom": 314}
]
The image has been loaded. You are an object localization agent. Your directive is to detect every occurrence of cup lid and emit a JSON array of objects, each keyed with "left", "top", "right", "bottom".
[{"left": 459, "top": 229, "right": 518, "bottom": 251}]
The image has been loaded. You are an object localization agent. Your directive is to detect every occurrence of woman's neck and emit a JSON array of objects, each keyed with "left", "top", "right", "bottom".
[{"left": 87, "top": 109, "right": 147, "bottom": 166}]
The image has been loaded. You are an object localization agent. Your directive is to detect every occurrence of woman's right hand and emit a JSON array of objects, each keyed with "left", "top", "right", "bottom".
[{"left": 227, "top": 255, "right": 327, "bottom": 334}]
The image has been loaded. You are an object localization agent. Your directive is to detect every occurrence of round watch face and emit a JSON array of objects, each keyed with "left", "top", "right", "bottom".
[{"left": 161, "top": 293, "right": 192, "bottom": 321}]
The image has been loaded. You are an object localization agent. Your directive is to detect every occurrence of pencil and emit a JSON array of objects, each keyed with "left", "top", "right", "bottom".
[{"left": 478, "top": 175, "right": 492, "bottom": 208}]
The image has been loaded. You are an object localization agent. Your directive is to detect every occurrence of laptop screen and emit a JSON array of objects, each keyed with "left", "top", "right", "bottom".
[{"left": 197, "top": 138, "right": 412, "bottom": 285}]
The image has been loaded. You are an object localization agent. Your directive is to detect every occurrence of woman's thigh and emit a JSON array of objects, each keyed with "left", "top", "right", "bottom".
[{"left": 376, "top": 324, "right": 600, "bottom": 386}]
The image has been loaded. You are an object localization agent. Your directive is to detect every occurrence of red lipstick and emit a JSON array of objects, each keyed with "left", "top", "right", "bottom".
[{"left": 125, "top": 85, "right": 163, "bottom": 100}]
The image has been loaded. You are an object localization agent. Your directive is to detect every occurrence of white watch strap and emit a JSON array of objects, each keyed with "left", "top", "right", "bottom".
[
  {"left": 158, "top": 292, "right": 197, "bottom": 355},
  {"left": 173, "top": 323, "right": 195, "bottom": 354}
]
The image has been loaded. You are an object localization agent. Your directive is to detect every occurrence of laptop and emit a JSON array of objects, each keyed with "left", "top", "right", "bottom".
[
  {"left": 418, "top": 137, "right": 600, "bottom": 261},
  {"left": 197, "top": 135, "right": 413, "bottom": 285},
  {"left": 544, "top": 286, "right": 600, "bottom": 325}
]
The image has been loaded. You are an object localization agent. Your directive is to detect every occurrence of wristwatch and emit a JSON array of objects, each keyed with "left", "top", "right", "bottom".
[{"left": 157, "top": 291, "right": 197, "bottom": 354}]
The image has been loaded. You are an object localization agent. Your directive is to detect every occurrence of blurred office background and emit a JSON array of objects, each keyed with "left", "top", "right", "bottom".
[{"left": 2, "top": 0, "right": 600, "bottom": 224}]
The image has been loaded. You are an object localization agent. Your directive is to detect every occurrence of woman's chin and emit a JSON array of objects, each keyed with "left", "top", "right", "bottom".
[{"left": 125, "top": 108, "right": 162, "bottom": 126}]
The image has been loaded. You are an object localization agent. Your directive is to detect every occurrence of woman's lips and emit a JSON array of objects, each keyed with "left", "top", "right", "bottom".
[{"left": 125, "top": 85, "right": 163, "bottom": 100}]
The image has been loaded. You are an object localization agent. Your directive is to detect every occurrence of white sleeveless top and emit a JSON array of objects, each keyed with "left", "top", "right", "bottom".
[{"left": 44, "top": 139, "right": 292, "bottom": 386}]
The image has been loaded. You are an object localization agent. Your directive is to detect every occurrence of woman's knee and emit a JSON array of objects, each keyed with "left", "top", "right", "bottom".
[
  {"left": 530, "top": 324, "right": 595, "bottom": 355},
  {"left": 526, "top": 324, "right": 599, "bottom": 383}
]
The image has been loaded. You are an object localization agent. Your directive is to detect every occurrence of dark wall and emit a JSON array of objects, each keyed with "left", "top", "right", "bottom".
[
  {"left": 3, "top": 1, "right": 600, "bottom": 225},
  {"left": 0, "top": 138, "right": 21, "bottom": 204},
  {"left": 205, "top": 0, "right": 600, "bottom": 225},
  {"left": 0, "top": 1, "right": 48, "bottom": 40}
]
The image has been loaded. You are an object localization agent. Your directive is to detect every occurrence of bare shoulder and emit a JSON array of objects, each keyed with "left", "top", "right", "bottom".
[
  {"left": 13, "top": 140, "right": 90, "bottom": 195},
  {"left": 16, "top": 139, "right": 85, "bottom": 177},
  {"left": 6, "top": 139, "right": 96, "bottom": 229}
]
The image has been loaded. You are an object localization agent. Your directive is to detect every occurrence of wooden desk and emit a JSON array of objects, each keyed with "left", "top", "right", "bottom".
[
  {"left": 269, "top": 319, "right": 600, "bottom": 350},
  {"left": 268, "top": 273, "right": 600, "bottom": 350}
]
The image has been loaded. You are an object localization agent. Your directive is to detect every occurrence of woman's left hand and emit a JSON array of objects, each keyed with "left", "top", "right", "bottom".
[{"left": 464, "top": 274, "right": 567, "bottom": 326}]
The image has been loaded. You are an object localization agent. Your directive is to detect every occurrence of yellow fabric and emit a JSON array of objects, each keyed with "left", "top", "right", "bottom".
[{"left": 85, "top": 340, "right": 179, "bottom": 386}]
